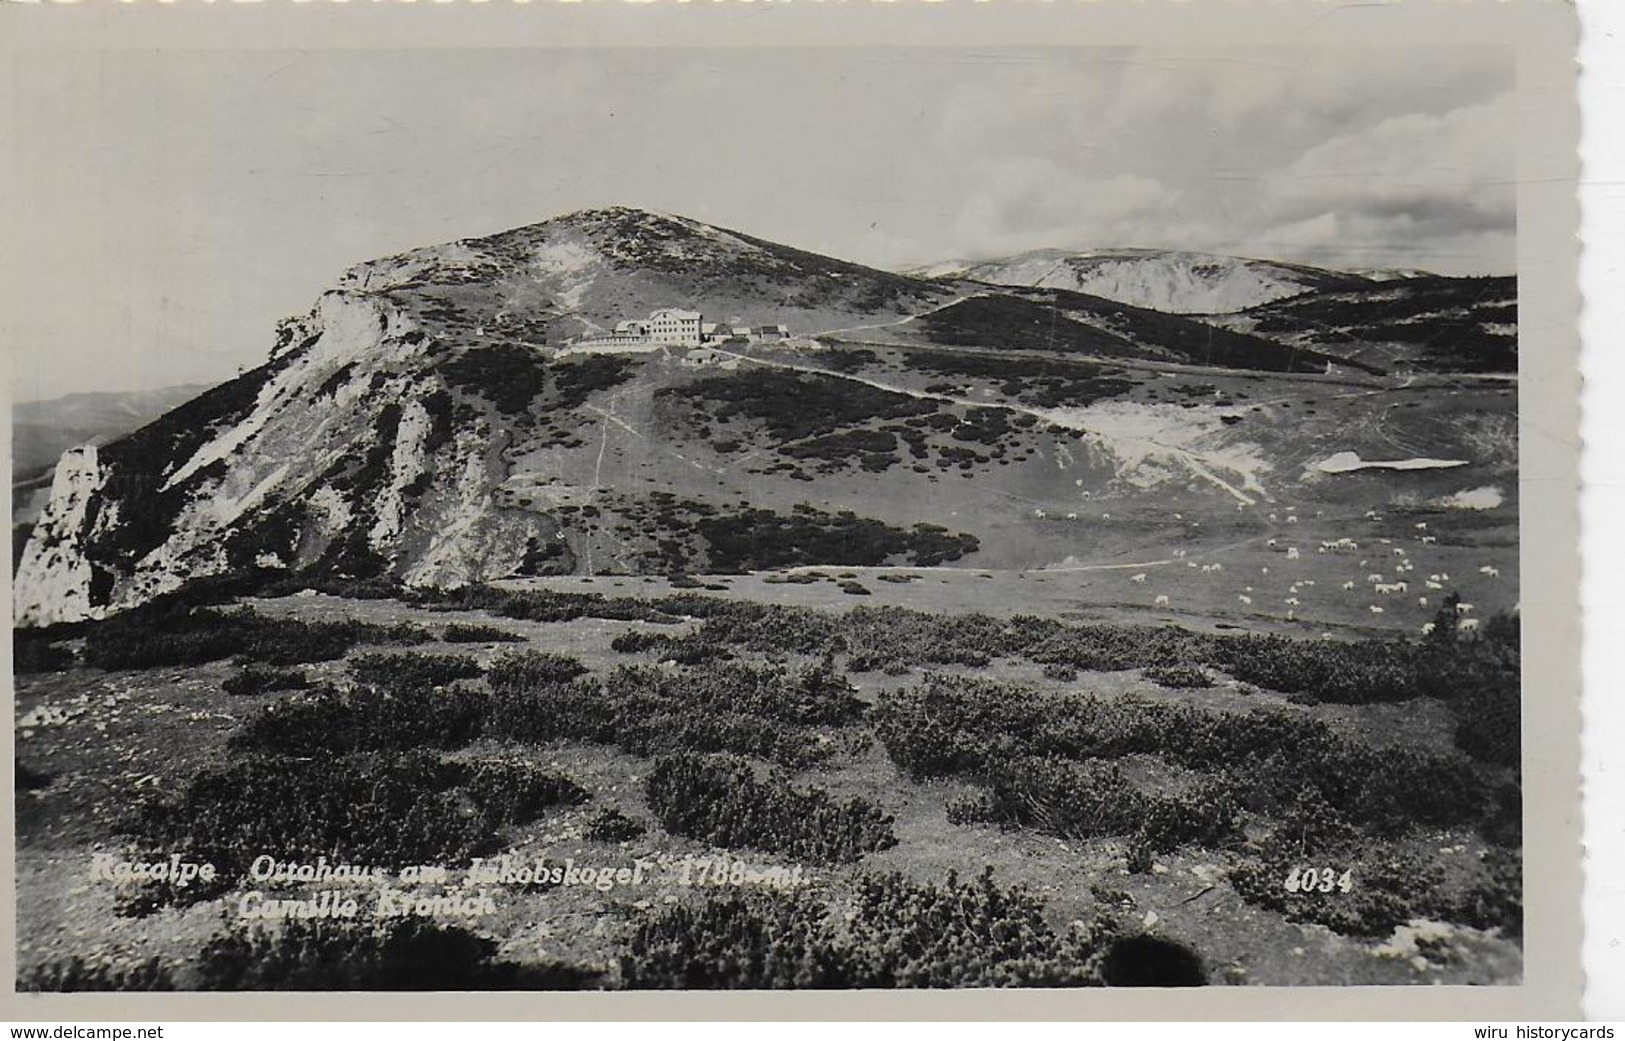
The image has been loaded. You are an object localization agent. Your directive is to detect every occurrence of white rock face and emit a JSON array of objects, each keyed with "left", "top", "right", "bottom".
[
  {"left": 14, "top": 446, "right": 108, "bottom": 625},
  {"left": 11, "top": 289, "right": 540, "bottom": 626}
]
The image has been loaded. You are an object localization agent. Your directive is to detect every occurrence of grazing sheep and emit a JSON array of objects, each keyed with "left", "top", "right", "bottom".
[
  {"left": 1415, "top": 522, "right": 1428, "bottom": 531},
  {"left": 1394, "top": 582, "right": 1408, "bottom": 593},
  {"left": 1173, "top": 549, "right": 1186, "bottom": 559},
  {"left": 1459, "top": 617, "right": 1481, "bottom": 633},
  {"left": 1365, "top": 510, "right": 1380, "bottom": 520},
  {"left": 1379, "top": 538, "right": 1393, "bottom": 545},
  {"left": 1480, "top": 565, "right": 1501, "bottom": 578},
  {"left": 1393, "top": 548, "right": 1407, "bottom": 557},
  {"left": 1421, "top": 535, "right": 1437, "bottom": 544},
  {"left": 1456, "top": 603, "right": 1476, "bottom": 615},
  {"left": 1425, "top": 580, "right": 1444, "bottom": 590},
  {"left": 1286, "top": 514, "right": 1299, "bottom": 523},
  {"left": 1341, "top": 580, "right": 1356, "bottom": 591},
  {"left": 1261, "top": 567, "right": 1270, "bottom": 574},
  {"left": 1367, "top": 573, "right": 1384, "bottom": 583},
  {"left": 1267, "top": 538, "right": 1277, "bottom": 547},
  {"left": 1286, "top": 547, "right": 1300, "bottom": 560},
  {"left": 1154, "top": 595, "right": 1170, "bottom": 607},
  {"left": 1421, "top": 622, "right": 1437, "bottom": 635},
  {"left": 1369, "top": 605, "right": 1385, "bottom": 614},
  {"left": 1066, "top": 512, "right": 1079, "bottom": 520},
  {"left": 1418, "top": 597, "right": 1429, "bottom": 607},
  {"left": 1238, "top": 594, "right": 1253, "bottom": 605},
  {"left": 1130, "top": 572, "right": 1147, "bottom": 584},
  {"left": 1285, "top": 597, "right": 1300, "bottom": 607},
  {"left": 1301, "top": 580, "right": 1316, "bottom": 587}
]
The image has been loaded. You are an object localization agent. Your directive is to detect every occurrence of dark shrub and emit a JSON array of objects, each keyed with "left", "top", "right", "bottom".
[
  {"left": 79, "top": 605, "right": 429, "bottom": 671},
  {"left": 644, "top": 753, "right": 896, "bottom": 865},
  {"left": 443, "top": 623, "right": 525, "bottom": 644},
  {"left": 484, "top": 659, "right": 860, "bottom": 768},
  {"left": 16, "top": 759, "right": 52, "bottom": 791},
  {"left": 222, "top": 665, "right": 312, "bottom": 697},
  {"left": 14, "top": 632, "right": 75, "bottom": 673},
  {"left": 20, "top": 956, "right": 176, "bottom": 992},
  {"left": 622, "top": 868, "right": 1118, "bottom": 989},
  {"left": 584, "top": 807, "right": 647, "bottom": 843},
  {"left": 348, "top": 652, "right": 485, "bottom": 690},
  {"left": 441, "top": 759, "right": 588, "bottom": 827},
  {"left": 129, "top": 752, "right": 499, "bottom": 876},
  {"left": 197, "top": 919, "right": 602, "bottom": 991},
  {"left": 971, "top": 756, "right": 1239, "bottom": 852},
  {"left": 486, "top": 651, "right": 589, "bottom": 687},
  {"left": 231, "top": 683, "right": 486, "bottom": 756}
]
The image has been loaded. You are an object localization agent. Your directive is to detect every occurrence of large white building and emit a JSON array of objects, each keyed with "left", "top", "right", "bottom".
[{"left": 646, "top": 308, "right": 703, "bottom": 346}]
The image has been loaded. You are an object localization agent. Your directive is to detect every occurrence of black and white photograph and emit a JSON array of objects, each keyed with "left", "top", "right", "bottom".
[{"left": 3, "top": 4, "right": 1582, "bottom": 1014}]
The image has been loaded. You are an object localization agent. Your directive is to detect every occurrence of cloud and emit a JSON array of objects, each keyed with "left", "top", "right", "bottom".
[
  {"left": 952, "top": 158, "right": 1182, "bottom": 257},
  {"left": 1266, "top": 93, "right": 1514, "bottom": 230}
]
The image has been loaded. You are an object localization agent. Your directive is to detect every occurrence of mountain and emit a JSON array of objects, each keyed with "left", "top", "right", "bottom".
[
  {"left": 922, "top": 248, "right": 1374, "bottom": 314},
  {"left": 1211, "top": 275, "right": 1518, "bottom": 374},
  {"left": 13, "top": 208, "right": 1518, "bottom": 627}
]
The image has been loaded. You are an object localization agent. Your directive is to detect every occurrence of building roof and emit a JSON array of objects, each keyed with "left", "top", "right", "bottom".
[{"left": 649, "top": 308, "right": 701, "bottom": 321}]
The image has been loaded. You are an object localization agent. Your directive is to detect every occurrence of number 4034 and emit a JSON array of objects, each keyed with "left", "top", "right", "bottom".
[{"left": 1284, "top": 866, "right": 1354, "bottom": 893}]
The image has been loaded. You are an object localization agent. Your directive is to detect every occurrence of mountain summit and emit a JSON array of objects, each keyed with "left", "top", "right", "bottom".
[{"left": 923, "top": 247, "right": 1373, "bottom": 314}]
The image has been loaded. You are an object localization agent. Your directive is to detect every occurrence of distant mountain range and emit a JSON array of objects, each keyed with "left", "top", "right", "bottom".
[
  {"left": 13, "top": 207, "right": 1517, "bottom": 626},
  {"left": 909, "top": 247, "right": 1392, "bottom": 314}
]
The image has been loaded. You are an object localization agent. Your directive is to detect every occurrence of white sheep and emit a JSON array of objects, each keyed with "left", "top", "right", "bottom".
[
  {"left": 1369, "top": 605, "right": 1385, "bottom": 614},
  {"left": 1425, "top": 580, "right": 1444, "bottom": 590},
  {"left": 1285, "top": 597, "right": 1300, "bottom": 607},
  {"left": 1459, "top": 617, "right": 1481, "bottom": 633},
  {"left": 1421, "top": 622, "right": 1437, "bottom": 635},
  {"left": 1238, "top": 594, "right": 1253, "bottom": 605},
  {"left": 1415, "top": 522, "right": 1428, "bottom": 531},
  {"left": 1341, "top": 580, "right": 1356, "bottom": 591},
  {"left": 1394, "top": 582, "right": 1408, "bottom": 593},
  {"left": 1154, "top": 595, "right": 1170, "bottom": 607},
  {"left": 1420, "top": 535, "right": 1437, "bottom": 545},
  {"left": 1393, "top": 547, "right": 1407, "bottom": 557},
  {"left": 1367, "top": 573, "right": 1384, "bottom": 583},
  {"left": 1267, "top": 538, "right": 1277, "bottom": 547},
  {"left": 1456, "top": 603, "right": 1476, "bottom": 615},
  {"left": 1480, "top": 565, "right": 1501, "bottom": 578},
  {"left": 1286, "top": 514, "right": 1299, "bottom": 523},
  {"left": 1286, "top": 547, "right": 1300, "bottom": 560},
  {"left": 1418, "top": 597, "right": 1429, "bottom": 607},
  {"left": 1130, "top": 572, "right": 1147, "bottom": 584}
]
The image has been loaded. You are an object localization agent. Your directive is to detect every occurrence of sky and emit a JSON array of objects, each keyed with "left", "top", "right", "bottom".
[{"left": 6, "top": 46, "right": 1514, "bottom": 400}]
